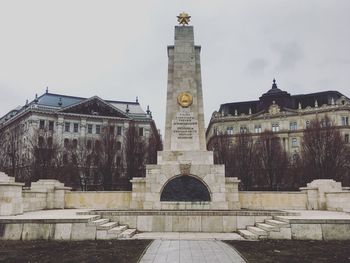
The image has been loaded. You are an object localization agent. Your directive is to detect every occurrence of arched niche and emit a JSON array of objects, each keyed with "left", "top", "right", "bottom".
[{"left": 160, "top": 175, "right": 211, "bottom": 202}]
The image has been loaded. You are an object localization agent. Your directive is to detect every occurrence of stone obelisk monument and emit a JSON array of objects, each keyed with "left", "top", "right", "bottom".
[
  {"left": 131, "top": 13, "right": 240, "bottom": 210},
  {"left": 164, "top": 24, "right": 206, "bottom": 152}
]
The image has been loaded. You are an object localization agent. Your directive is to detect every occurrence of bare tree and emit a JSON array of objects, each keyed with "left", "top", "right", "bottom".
[
  {"left": 94, "top": 125, "right": 122, "bottom": 190},
  {"left": 301, "top": 115, "right": 349, "bottom": 182},
  {"left": 0, "top": 131, "right": 6, "bottom": 172},
  {"left": 232, "top": 133, "right": 256, "bottom": 190},
  {"left": 125, "top": 121, "right": 146, "bottom": 184},
  {"left": 0, "top": 124, "right": 26, "bottom": 178},
  {"left": 31, "top": 129, "right": 64, "bottom": 182},
  {"left": 208, "top": 134, "right": 235, "bottom": 178},
  {"left": 147, "top": 130, "right": 163, "bottom": 164},
  {"left": 254, "top": 131, "right": 289, "bottom": 190}
]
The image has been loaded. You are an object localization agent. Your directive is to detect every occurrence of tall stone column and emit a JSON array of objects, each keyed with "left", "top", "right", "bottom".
[{"left": 164, "top": 26, "right": 206, "bottom": 152}]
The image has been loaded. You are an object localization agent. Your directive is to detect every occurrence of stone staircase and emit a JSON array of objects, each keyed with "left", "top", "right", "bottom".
[
  {"left": 88, "top": 216, "right": 137, "bottom": 240},
  {"left": 238, "top": 217, "right": 291, "bottom": 240}
]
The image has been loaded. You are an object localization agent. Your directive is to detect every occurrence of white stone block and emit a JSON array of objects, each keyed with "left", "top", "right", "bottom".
[
  {"left": 54, "top": 224, "right": 72, "bottom": 240},
  {"left": 291, "top": 224, "right": 323, "bottom": 240}
]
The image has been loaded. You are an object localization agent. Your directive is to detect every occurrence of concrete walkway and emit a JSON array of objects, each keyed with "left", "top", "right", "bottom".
[
  {"left": 139, "top": 240, "right": 246, "bottom": 263},
  {"left": 133, "top": 232, "right": 244, "bottom": 240}
]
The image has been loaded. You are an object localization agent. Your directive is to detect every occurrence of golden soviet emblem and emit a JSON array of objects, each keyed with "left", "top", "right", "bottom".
[{"left": 177, "top": 92, "right": 193, "bottom": 107}]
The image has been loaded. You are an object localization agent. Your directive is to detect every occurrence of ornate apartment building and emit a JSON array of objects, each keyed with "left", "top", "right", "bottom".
[
  {"left": 0, "top": 89, "right": 160, "bottom": 189},
  {"left": 206, "top": 80, "right": 350, "bottom": 156}
]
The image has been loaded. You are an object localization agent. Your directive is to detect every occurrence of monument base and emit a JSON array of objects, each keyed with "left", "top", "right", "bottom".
[{"left": 130, "top": 151, "right": 240, "bottom": 210}]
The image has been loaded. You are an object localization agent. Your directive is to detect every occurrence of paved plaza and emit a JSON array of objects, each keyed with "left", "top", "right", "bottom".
[{"left": 139, "top": 239, "right": 246, "bottom": 263}]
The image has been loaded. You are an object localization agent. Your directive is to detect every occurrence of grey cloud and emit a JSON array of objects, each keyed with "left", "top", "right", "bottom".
[
  {"left": 271, "top": 41, "right": 304, "bottom": 71},
  {"left": 245, "top": 58, "right": 268, "bottom": 75}
]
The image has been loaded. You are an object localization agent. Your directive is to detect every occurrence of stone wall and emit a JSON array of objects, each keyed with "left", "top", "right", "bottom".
[
  {"left": 240, "top": 191, "right": 308, "bottom": 210},
  {"left": 326, "top": 192, "right": 350, "bottom": 212},
  {"left": 22, "top": 190, "right": 47, "bottom": 212},
  {"left": 65, "top": 192, "right": 132, "bottom": 209}
]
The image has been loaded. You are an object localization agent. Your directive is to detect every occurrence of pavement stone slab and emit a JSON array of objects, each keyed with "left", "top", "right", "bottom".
[{"left": 139, "top": 239, "right": 246, "bottom": 263}]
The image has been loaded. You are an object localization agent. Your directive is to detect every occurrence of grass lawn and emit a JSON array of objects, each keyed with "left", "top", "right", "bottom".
[
  {"left": 0, "top": 240, "right": 152, "bottom": 263},
  {"left": 226, "top": 240, "right": 350, "bottom": 263}
]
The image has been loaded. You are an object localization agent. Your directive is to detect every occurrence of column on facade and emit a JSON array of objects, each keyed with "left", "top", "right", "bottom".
[
  {"left": 56, "top": 115, "right": 64, "bottom": 143},
  {"left": 80, "top": 118, "right": 86, "bottom": 137}
]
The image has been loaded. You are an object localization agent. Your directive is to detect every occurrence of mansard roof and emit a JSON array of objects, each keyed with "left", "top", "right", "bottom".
[
  {"left": 0, "top": 91, "right": 151, "bottom": 126},
  {"left": 219, "top": 80, "right": 349, "bottom": 116}
]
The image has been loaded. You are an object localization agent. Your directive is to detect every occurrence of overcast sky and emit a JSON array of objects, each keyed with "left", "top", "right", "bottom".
[{"left": 1, "top": 0, "right": 349, "bottom": 134}]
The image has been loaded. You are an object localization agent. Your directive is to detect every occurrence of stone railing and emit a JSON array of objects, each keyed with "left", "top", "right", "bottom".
[
  {"left": 1, "top": 170, "right": 350, "bottom": 214},
  {"left": 0, "top": 172, "right": 71, "bottom": 216}
]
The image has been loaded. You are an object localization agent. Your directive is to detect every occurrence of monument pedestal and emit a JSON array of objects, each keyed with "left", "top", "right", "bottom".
[{"left": 131, "top": 151, "right": 240, "bottom": 210}]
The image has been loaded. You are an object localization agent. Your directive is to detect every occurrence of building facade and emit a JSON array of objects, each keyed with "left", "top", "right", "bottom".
[
  {"left": 206, "top": 80, "right": 350, "bottom": 155},
  {"left": 0, "top": 89, "right": 161, "bottom": 190}
]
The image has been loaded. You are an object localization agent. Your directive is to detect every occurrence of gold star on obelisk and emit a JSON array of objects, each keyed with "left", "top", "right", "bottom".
[{"left": 177, "top": 12, "right": 191, "bottom": 26}]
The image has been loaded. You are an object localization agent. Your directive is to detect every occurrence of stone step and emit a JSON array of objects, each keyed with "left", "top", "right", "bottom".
[
  {"left": 97, "top": 222, "right": 119, "bottom": 230},
  {"left": 96, "top": 229, "right": 118, "bottom": 240},
  {"left": 89, "top": 218, "right": 109, "bottom": 226},
  {"left": 87, "top": 215, "right": 101, "bottom": 222},
  {"left": 256, "top": 223, "right": 279, "bottom": 232},
  {"left": 273, "top": 216, "right": 291, "bottom": 224},
  {"left": 266, "top": 219, "right": 290, "bottom": 227},
  {"left": 237, "top": 229, "right": 259, "bottom": 240},
  {"left": 247, "top": 226, "right": 268, "bottom": 237},
  {"left": 119, "top": 229, "right": 137, "bottom": 239},
  {"left": 108, "top": 225, "right": 128, "bottom": 235}
]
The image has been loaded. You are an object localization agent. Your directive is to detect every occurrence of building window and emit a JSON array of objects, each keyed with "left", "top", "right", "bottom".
[
  {"left": 227, "top": 127, "right": 233, "bottom": 135},
  {"left": 65, "top": 122, "right": 70, "bottom": 132},
  {"left": 289, "top": 121, "right": 297, "bottom": 131},
  {"left": 95, "top": 140, "right": 100, "bottom": 149},
  {"left": 116, "top": 156, "right": 121, "bottom": 166},
  {"left": 87, "top": 124, "right": 93, "bottom": 134},
  {"left": 47, "top": 137, "right": 53, "bottom": 147},
  {"left": 64, "top": 138, "right": 69, "bottom": 148},
  {"left": 272, "top": 123, "right": 279, "bottom": 132},
  {"left": 63, "top": 154, "right": 68, "bottom": 164},
  {"left": 87, "top": 140, "right": 92, "bottom": 149},
  {"left": 291, "top": 138, "right": 298, "bottom": 147},
  {"left": 139, "top": 127, "right": 144, "bottom": 136},
  {"left": 117, "top": 126, "right": 122, "bottom": 135},
  {"left": 96, "top": 125, "right": 101, "bottom": 134},
  {"left": 305, "top": 120, "right": 310, "bottom": 128},
  {"left": 73, "top": 123, "right": 79, "bottom": 133},
  {"left": 39, "top": 120, "right": 45, "bottom": 129},
  {"left": 71, "top": 154, "right": 77, "bottom": 164},
  {"left": 213, "top": 127, "right": 218, "bottom": 135},
  {"left": 38, "top": 136, "right": 44, "bottom": 147},
  {"left": 116, "top": 141, "right": 122, "bottom": 150},
  {"left": 341, "top": 116, "right": 349, "bottom": 126},
  {"left": 240, "top": 126, "right": 248, "bottom": 133},
  {"left": 49, "top": 121, "right": 54, "bottom": 131},
  {"left": 345, "top": 134, "right": 349, "bottom": 143},
  {"left": 72, "top": 139, "right": 78, "bottom": 149},
  {"left": 254, "top": 124, "right": 262, "bottom": 133}
]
